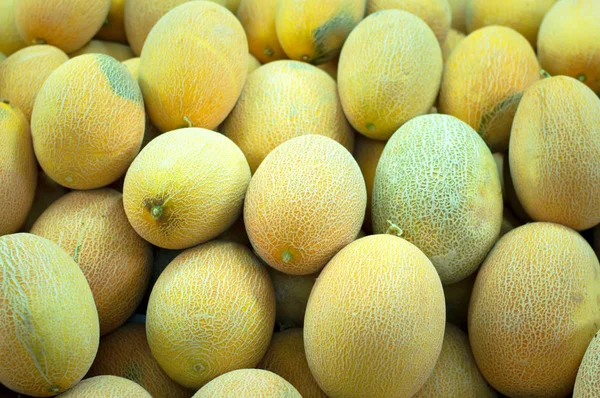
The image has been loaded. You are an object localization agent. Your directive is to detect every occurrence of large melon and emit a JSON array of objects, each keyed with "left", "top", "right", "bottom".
[
  {"left": 574, "top": 332, "right": 600, "bottom": 397},
  {"left": 58, "top": 376, "right": 151, "bottom": 397},
  {"left": 237, "top": 0, "right": 287, "bottom": 63},
  {"left": 0, "top": 0, "right": 26, "bottom": 56},
  {"left": 193, "top": 369, "right": 301, "bottom": 398}
]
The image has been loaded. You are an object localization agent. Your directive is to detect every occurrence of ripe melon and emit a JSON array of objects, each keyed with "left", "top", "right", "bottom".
[
  {"left": 138, "top": 1, "right": 247, "bottom": 132},
  {"left": 95, "top": 0, "right": 127, "bottom": 43},
  {"left": 58, "top": 376, "right": 151, "bottom": 397},
  {"left": 353, "top": 133, "right": 385, "bottom": 233},
  {"left": 372, "top": 114, "right": 502, "bottom": 285},
  {"left": 258, "top": 329, "right": 327, "bottom": 398},
  {"left": 268, "top": 268, "right": 318, "bottom": 329},
  {"left": 442, "top": 28, "right": 465, "bottom": 63},
  {"left": 443, "top": 271, "right": 477, "bottom": 332},
  {"left": 538, "top": 0, "right": 600, "bottom": 94},
  {"left": 244, "top": 135, "right": 366, "bottom": 275},
  {"left": 15, "top": 0, "right": 111, "bottom": 53},
  {"left": 237, "top": 0, "right": 287, "bottom": 63},
  {"left": 22, "top": 171, "right": 69, "bottom": 232},
  {"left": 69, "top": 40, "right": 134, "bottom": 61},
  {"left": 0, "top": 45, "right": 69, "bottom": 120},
  {"left": 509, "top": 76, "right": 600, "bottom": 231},
  {"left": 193, "top": 369, "right": 301, "bottom": 398},
  {"left": 123, "top": 128, "right": 251, "bottom": 250},
  {"left": 221, "top": 60, "right": 354, "bottom": 173},
  {"left": 338, "top": 10, "right": 442, "bottom": 140},
  {"left": 247, "top": 54, "right": 261, "bottom": 74},
  {"left": 122, "top": 57, "right": 139, "bottom": 79},
  {"left": 574, "top": 332, "right": 600, "bottom": 397},
  {"left": 439, "top": 26, "right": 540, "bottom": 152},
  {"left": 0, "top": 233, "right": 99, "bottom": 396},
  {"left": 469, "top": 222, "right": 600, "bottom": 397},
  {"left": 0, "top": 0, "right": 27, "bottom": 56},
  {"left": 448, "top": 0, "right": 467, "bottom": 31},
  {"left": 0, "top": 102, "right": 37, "bottom": 236},
  {"left": 146, "top": 241, "right": 275, "bottom": 389},
  {"left": 31, "top": 53, "right": 145, "bottom": 190}
]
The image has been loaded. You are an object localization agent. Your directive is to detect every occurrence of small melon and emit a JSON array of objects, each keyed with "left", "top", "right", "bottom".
[
  {"left": 69, "top": 40, "right": 134, "bottom": 61},
  {"left": 247, "top": 53, "right": 261, "bottom": 74},
  {"left": 353, "top": 133, "right": 386, "bottom": 233},
  {"left": 0, "top": 0, "right": 27, "bottom": 56},
  {"left": 574, "top": 332, "right": 600, "bottom": 397},
  {"left": 58, "top": 376, "right": 151, "bottom": 397},
  {"left": 21, "top": 171, "right": 69, "bottom": 232},
  {"left": 193, "top": 369, "right": 301, "bottom": 398},
  {"left": 448, "top": 0, "right": 467, "bottom": 31},
  {"left": 95, "top": 0, "right": 127, "bottom": 43},
  {"left": 268, "top": 267, "right": 318, "bottom": 329},
  {"left": 442, "top": 28, "right": 465, "bottom": 63},
  {"left": 237, "top": 0, "right": 287, "bottom": 63}
]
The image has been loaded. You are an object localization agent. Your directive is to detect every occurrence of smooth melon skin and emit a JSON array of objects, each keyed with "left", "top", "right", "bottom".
[
  {"left": 0, "top": 234, "right": 100, "bottom": 397},
  {"left": 138, "top": 1, "right": 247, "bottom": 133},
  {"left": 372, "top": 114, "right": 503, "bottom": 285},
  {"left": 69, "top": 40, "right": 135, "bottom": 61},
  {"left": 21, "top": 171, "right": 70, "bottom": 233},
  {"left": 15, "top": 0, "right": 111, "bottom": 53},
  {"left": 220, "top": 60, "right": 354, "bottom": 173},
  {"left": 509, "top": 76, "right": 600, "bottom": 231},
  {"left": 353, "top": 133, "right": 385, "bottom": 233},
  {"left": 537, "top": 0, "right": 600, "bottom": 94},
  {"left": 0, "top": 0, "right": 27, "bottom": 56},
  {"left": 244, "top": 135, "right": 366, "bottom": 275},
  {"left": 247, "top": 54, "right": 261, "bottom": 74},
  {"left": 0, "top": 102, "right": 37, "bottom": 237},
  {"left": 574, "top": 332, "right": 600, "bottom": 397},
  {"left": 58, "top": 376, "right": 151, "bottom": 397},
  {"left": 31, "top": 53, "right": 145, "bottom": 190},
  {"left": 193, "top": 369, "right": 301, "bottom": 398},
  {"left": 469, "top": 222, "right": 600, "bottom": 397},
  {"left": 268, "top": 267, "right": 318, "bottom": 329},
  {"left": 95, "top": 0, "right": 127, "bottom": 43},
  {"left": 442, "top": 29, "right": 465, "bottom": 63},
  {"left": 338, "top": 10, "right": 443, "bottom": 141},
  {"left": 237, "top": 0, "right": 287, "bottom": 64},
  {"left": 0, "top": 45, "right": 69, "bottom": 121},
  {"left": 122, "top": 57, "right": 140, "bottom": 80},
  {"left": 448, "top": 0, "right": 467, "bottom": 31},
  {"left": 439, "top": 25, "right": 540, "bottom": 152}
]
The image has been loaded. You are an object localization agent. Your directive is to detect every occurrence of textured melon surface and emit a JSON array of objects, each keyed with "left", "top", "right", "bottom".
[
  {"left": 193, "top": 369, "right": 301, "bottom": 397},
  {"left": 442, "top": 29, "right": 465, "bottom": 63},
  {"left": 95, "top": 0, "right": 127, "bottom": 43},
  {"left": 0, "top": 0, "right": 27, "bottom": 56},
  {"left": 69, "top": 40, "right": 135, "bottom": 61},
  {"left": 237, "top": 0, "right": 287, "bottom": 63},
  {"left": 574, "top": 332, "right": 600, "bottom": 397},
  {"left": 353, "top": 134, "right": 385, "bottom": 233},
  {"left": 448, "top": 0, "right": 467, "bottom": 31},
  {"left": 268, "top": 268, "right": 317, "bottom": 329},
  {"left": 58, "top": 375, "right": 151, "bottom": 397}
]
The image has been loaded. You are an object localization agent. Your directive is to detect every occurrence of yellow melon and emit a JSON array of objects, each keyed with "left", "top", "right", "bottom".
[
  {"left": 122, "top": 128, "right": 250, "bottom": 250},
  {"left": 574, "top": 332, "right": 600, "bottom": 397},
  {"left": 448, "top": 0, "right": 467, "bottom": 31},
  {"left": 237, "top": 0, "right": 287, "bottom": 63},
  {"left": 22, "top": 171, "right": 69, "bottom": 232},
  {"left": 0, "top": 233, "right": 99, "bottom": 396},
  {"left": 193, "top": 369, "right": 301, "bottom": 398},
  {"left": 15, "top": 0, "right": 111, "bottom": 53},
  {"left": 538, "top": 0, "right": 600, "bottom": 94},
  {"left": 509, "top": 76, "right": 600, "bottom": 231},
  {"left": 353, "top": 133, "right": 385, "bottom": 233},
  {"left": 220, "top": 60, "right": 354, "bottom": 173},
  {"left": 442, "top": 28, "right": 465, "bottom": 63},
  {"left": 0, "top": 45, "right": 69, "bottom": 120},
  {"left": 122, "top": 57, "right": 139, "bottom": 79},
  {"left": 87, "top": 323, "right": 192, "bottom": 398},
  {"left": 469, "top": 222, "right": 600, "bottom": 397},
  {"left": 69, "top": 40, "right": 134, "bottom": 61},
  {"left": 146, "top": 241, "right": 275, "bottom": 389},
  {"left": 58, "top": 376, "right": 151, "bottom": 397},
  {"left": 244, "top": 135, "right": 366, "bottom": 275},
  {"left": 95, "top": 0, "right": 127, "bottom": 43},
  {"left": 373, "top": 114, "right": 502, "bottom": 285},
  {"left": 247, "top": 53, "right": 261, "bottom": 74},
  {"left": 439, "top": 26, "right": 540, "bottom": 152},
  {"left": 268, "top": 268, "right": 318, "bottom": 329},
  {"left": 0, "top": 102, "right": 37, "bottom": 236},
  {"left": 138, "top": 1, "right": 247, "bottom": 132},
  {"left": 443, "top": 271, "right": 476, "bottom": 332},
  {"left": 0, "top": 0, "right": 27, "bottom": 56},
  {"left": 258, "top": 329, "right": 327, "bottom": 398},
  {"left": 31, "top": 53, "right": 144, "bottom": 190},
  {"left": 338, "top": 10, "right": 442, "bottom": 140}
]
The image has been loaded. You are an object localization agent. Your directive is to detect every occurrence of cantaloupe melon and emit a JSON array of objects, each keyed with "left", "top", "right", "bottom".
[
  {"left": 442, "top": 28, "right": 465, "bottom": 63},
  {"left": 138, "top": 1, "right": 247, "bottom": 132},
  {"left": 0, "top": 45, "right": 69, "bottom": 120},
  {"left": 469, "top": 222, "right": 600, "bottom": 397},
  {"left": 574, "top": 332, "right": 600, "bottom": 397},
  {"left": 353, "top": 133, "right": 385, "bottom": 233},
  {"left": 122, "top": 57, "right": 139, "bottom": 79},
  {"left": 95, "top": 0, "right": 127, "bottom": 43},
  {"left": 244, "top": 135, "right": 366, "bottom": 275},
  {"left": 237, "top": 0, "right": 287, "bottom": 63},
  {"left": 69, "top": 40, "right": 134, "bottom": 61},
  {"left": 31, "top": 53, "right": 145, "bottom": 190},
  {"left": 448, "top": 0, "right": 467, "bottom": 31},
  {"left": 0, "top": 233, "right": 99, "bottom": 396},
  {"left": 15, "top": 0, "right": 111, "bottom": 53},
  {"left": 247, "top": 54, "right": 261, "bottom": 74},
  {"left": 146, "top": 241, "right": 275, "bottom": 389},
  {"left": 0, "top": 0, "right": 27, "bottom": 56},
  {"left": 304, "top": 235, "right": 445, "bottom": 397},
  {"left": 123, "top": 128, "right": 251, "bottom": 250},
  {"left": 58, "top": 376, "right": 151, "bottom": 397},
  {"left": 509, "top": 76, "right": 600, "bottom": 231},
  {"left": 21, "top": 171, "right": 69, "bottom": 232},
  {"left": 87, "top": 323, "right": 192, "bottom": 398},
  {"left": 443, "top": 271, "right": 477, "bottom": 332},
  {"left": 193, "top": 369, "right": 301, "bottom": 398},
  {"left": 538, "top": 0, "right": 600, "bottom": 94},
  {"left": 220, "top": 60, "right": 354, "bottom": 173},
  {"left": 268, "top": 268, "right": 318, "bottom": 329},
  {"left": 338, "top": 10, "right": 442, "bottom": 140},
  {"left": 373, "top": 114, "right": 502, "bottom": 285},
  {"left": 258, "top": 329, "right": 327, "bottom": 398},
  {"left": 30, "top": 189, "right": 153, "bottom": 336}
]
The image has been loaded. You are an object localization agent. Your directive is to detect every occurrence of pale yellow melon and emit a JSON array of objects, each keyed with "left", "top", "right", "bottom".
[
  {"left": 353, "top": 133, "right": 385, "bottom": 233},
  {"left": 193, "top": 369, "right": 301, "bottom": 398},
  {"left": 442, "top": 28, "right": 465, "bottom": 63},
  {"left": 69, "top": 40, "right": 134, "bottom": 61},
  {"left": 22, "top": 171, "right": 69, "bottom": 232},
  {"left": 122, "top": 57, "right": 139, "bottom": 79},
  {"left": 268, "top": 268, "right": 318, "bottom": 329},
  {"left": 95, "top": 0, "right": 127, "bottom": 43},
  {"left": 58, "top": 376, "right": 151, "bottom": 397},
  {"left": 574, "top": 332, "right": 600, "bottom": 397},
  {"left": 443, "top": 271, "right": 476, "bottom": 332},
  {"left": 0, "top": 0, "right": 27, "bottom": 56},
  {"left": 237, "top": 0, "right": 287, "bottom": 63},
  {"left": 448, "top": 0, "right": 467, "bottom": 31},
  {"left": 247, "top": 53, "right": 261, "bottom": 74}
]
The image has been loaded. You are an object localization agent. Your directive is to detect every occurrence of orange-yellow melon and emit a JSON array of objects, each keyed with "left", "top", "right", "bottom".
[
  {"left": 69, "top": 40, "right": 134, "bottom": 61},
  {"left": 244, "top": 135, "right": 366, "bottom": 275},
  {"left": 0, "top": 233, "right": 99, "bottom": 396},
  {"left": 123, "top": 128, "right": 251, "bottom": 250},
  {"left": 22, "top": 171, "right": 69, "bottom": 232},
  {"left": 469, "top": 222, "right": 600, "bottom": 397},
  {"left": 146, "top": 241, "right": 275, "bottom": 389},
  {"left": 538, "top": 0, "right": 600, "bottom": 94},
  {"left": 0, "top": 102, "right": 37, "bottom": 236},
  {"left": 138, "top": 1, "right": 247, "bottom": 132},
  {"left": 30, "top": 189, "right": 153, "bottom": 336},
  {"left": 439, "top": 26, "right": 540, "bottom": 152},
  {"left": 268, "top": 267, "right": 318, "bottom": 329},
  {"left": 338, "top": 10, "right": 442, "bottom": 140},
  {"left": 87, "top": 323, "right": 192, "bottom": 398},
  {"left": 95, "top": 0, "right": 127, "bottom": 43},
  {"left": 247, "top": 53, "right": 261, "bottom": 74},
  {"left": 122, "top": 57, "right": 139, "bottom": 79},
  {"left": 574, "top": 332, "right": 600, "bottom": 397},
  {"left": 0, "top": 0, "right": 27, "bottom": 56},
  {"left": 0, "top": 45, "right": 69, "bottom": 120},
  {"left": 221, "top": 60, "right": 354, "bottom": 173},
  {"left": 509, "top": 76, "right": 600, "bottom": 231},
  {"left": 372, "top": 115, "right": 502, "bottom": 285},
  {"left": 258, "top": 329, "right": 327, "bottom": 398},
  {"left": 305, "top": 235, "right": 445, "bottom": 397},
  {"left": 15, "top": 0, "right": 111, "bottom": 53},
  {"left": 193, "top": 369, "right": 301, "bottom": 398},
  {"left": 442, "top": 28, "right": 465, "bottom": 63},
  {"left": 448, "top": 0, "right": 467, "bottom": 31},
  {"left": 31, "top": 53, "right": 144, "bottom": 190},
  {"left": 353, "top": 133, "right": 385, "bottom": 233},
  {"left": 236, "top": 0, "right": 287, "bottom": 63},
  {"left": 58, "top": 376, "right": 151, "bottom": 397},
  {"left": 443, "top": 271, "right": 476, "bottom": 332}
]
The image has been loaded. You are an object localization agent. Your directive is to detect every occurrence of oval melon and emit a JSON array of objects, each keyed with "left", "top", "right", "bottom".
[
  {"left": 237, "top": 0, "right": 287, "bottom": 63},
  {"left": 448, "top": 0, "right": 467, "bottom": 31},
  {"left": 58, "top": 376, "right": 151, "bottom": 397},
  {"left": 353, "top": 133, "right": 386, "bottom": 233},
  {"left": 268, "top": 268, "right": 318, "bottom": 329},
  {"left": 95, "top": 0, "right": 127, "bottom": 43},
  {"left": 193, "top": 369, "right": 301, "bottom": 398},
  {"left": 574, "top": 332, "right": 600, "bottom": 397},
  {"left": 69, "top": 40, "right": 134, "bottom": 61},
  {"left": 0, "top": 0, "right": 27, "bottom": 56}
]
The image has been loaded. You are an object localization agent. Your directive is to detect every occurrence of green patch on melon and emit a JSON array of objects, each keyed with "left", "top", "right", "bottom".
[{"left": 96, "top": 54, "right": 143, "bottom": 103}]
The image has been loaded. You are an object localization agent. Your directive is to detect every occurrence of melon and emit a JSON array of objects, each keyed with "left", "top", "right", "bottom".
[
  {"left": 237, "top": 0, "right": 287, "bottom": 63},
  {"left": 247, "top": 54, "right": 261, "bottom": 74},
  {"left": 0, "top": 0, "right": 27, "bottom": 56},
  {"left": 448, "top": 0, "right": 467, "bottom": 31},
  {"left": 95, "top": 0, "right": 127, "bottom": 43},
  {"left": 353, "top": 133, "right": 386, "bottom": 233},
  {"left": 193, "top": 369, "right": 301, "bottom": 398},
  {"left": 22, "top": 171, "right": 69, "bottom": 232},
  {"left": 574, "top": 332, "right": 600, "bottom": 397},
  {"left": 69, "top": 40, "right": 134, "bottom": 61},
  {"left": 122, "top": 57, "right": 139, "bottom": 79},
  {"left": 58, "top": 376, "right": 151, "bottom": 397},
  {"left": 268, "top": 268, "right": 318, "bottom": 329},
  {"left": 443, "top": 271, "right": 477, "bottom": 332},
  {"left": 442, "top": 29, "right": 465, "bottom": 63}
]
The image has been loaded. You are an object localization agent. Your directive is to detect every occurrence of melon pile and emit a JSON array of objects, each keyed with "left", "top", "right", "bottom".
[{"left": 1, "top": 0, "right": 600, "bottom": 397}]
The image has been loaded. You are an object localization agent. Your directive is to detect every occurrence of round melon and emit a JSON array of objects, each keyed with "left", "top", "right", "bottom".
[
  {"left": 58, "top": 376, "right": 151, "bottom": 397},
  {"left": 220, "top": 60, "right": 354, "bottom": 173},
  {"left": 122, "top": 128, "right": 251, "bottom": 250},
  {"left": 268, "top": 267, "right": 318, "bottom": 329},
  {"left": 0, "top": 233, "right": 99, "bottom": 396},
  {"left": 442, "top": 28, "right": 465, "bottom": 63},
  {"left": 95, "top": 0, "right": 127, "bottom": 43},
  {"left": 237, "top": 0, "right": 287, "bottom": 63},
  {"left": 448, "top": 0, "right": 467, "bottom": 31},
  {"left": 574, "top": 332, "right": 600, "bottom": 397},
  {"left": 138, "top": 1, "right": 247, "bottom": 132},
  {"left": 509, "top": 75, "right": 600, "bottom": 231},
  {"left": 0, "top": 0, "right": 27, "bottom": 56},
  {"left": 122, "top": 57, "right": 139, "bottom": 79},
  {"left": 244, "top": 134, "right": 366, "bottom": 275},
  {"left": 443, "top": 271, "right": 477, "bottom": 332},
  {"left": 193, "top": 369, "right": 301, "bottom": 398},
  {"left": 22, "top": 171, "right": 69, "bottom": 232},
  {"left": 338, "top": 10, "right": 442, "bottom": 140},
  {"left": 469, "top": 222, "right": 600, "bottom": 397},
  {"left": 247, "top": 53, "right": 261, "bottom": 74},
  {"left": 353, "top": 133, "right": 386, "bottom": 233},
  {"left": 69, "top": 40, "right": 134, "bottom": 61},
  {"left": 146, "top": 241, "right": 275, "bottom": 389}
]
